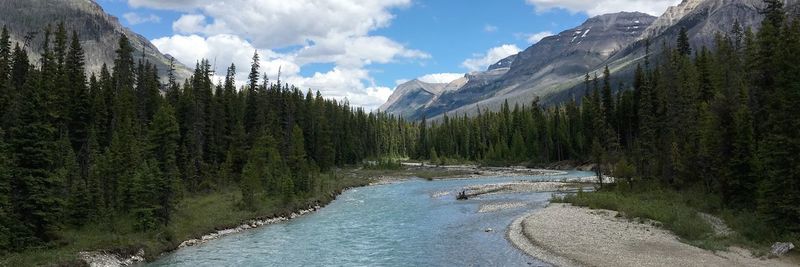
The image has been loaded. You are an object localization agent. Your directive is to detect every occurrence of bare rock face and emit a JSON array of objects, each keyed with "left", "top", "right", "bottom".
[
  {"left": 0, "top": 0, "right": 193, "bottom": 81},
  {"left": 384, "top": 12, "right": 656, "bottom": 120},
  {"left": 378, "top": 79, "right": 449, "bottom": 118},
  {"left": 422, "top": 12, "right": 655, "bottom": 120}
]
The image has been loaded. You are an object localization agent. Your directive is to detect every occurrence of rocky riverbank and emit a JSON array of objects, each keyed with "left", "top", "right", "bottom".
[
  {"left": 508, "top": 203, "right": 797, "bottom": 267},
  {"left": 79, "top": 187, "right": 359, "bottom": 267}
]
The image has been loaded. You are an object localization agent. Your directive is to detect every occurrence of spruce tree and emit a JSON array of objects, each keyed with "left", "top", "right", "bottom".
[
  {"left": 147, "top": 103, "right": 180, "bottom": 222},
  {"left": 0, "top": 129, "right": 12, "bottom": 251},
  {"left": 65, "top": 31, "right": 92, "bottom": 178},
  {"left": 0, "top": 26, "right": 11, "bottom": 117},
  {"left": 240, "top": 131, "right": 276, "bottom": 211},
  {"left": 9, "top": 69, "right": 63, "bottom": 245},
  {"left": 677, "top": 27, "right": 692, "bottom": 56}
]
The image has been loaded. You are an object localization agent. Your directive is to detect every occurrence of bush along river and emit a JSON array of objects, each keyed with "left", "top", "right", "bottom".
[{"left": 147, "top": 170, "right": 595, "bottom": 267}]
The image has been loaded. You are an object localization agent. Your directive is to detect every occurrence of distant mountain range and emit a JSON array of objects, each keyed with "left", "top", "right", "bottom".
[
  {"left": 381, "top": 0, "right": 800, "bottom": 121},
  {"left": 0, "top": 0, "right": 193, "bottom": 81}
]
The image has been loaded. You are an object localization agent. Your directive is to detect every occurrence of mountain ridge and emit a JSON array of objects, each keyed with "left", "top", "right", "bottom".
[{"left": 0, "top": 0, "right": 193, "bottom": 82}]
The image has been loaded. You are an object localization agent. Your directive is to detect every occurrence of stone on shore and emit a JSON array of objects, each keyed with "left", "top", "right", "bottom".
[{"left": 771, "top": 242, "right": 795, "bottom": 257}]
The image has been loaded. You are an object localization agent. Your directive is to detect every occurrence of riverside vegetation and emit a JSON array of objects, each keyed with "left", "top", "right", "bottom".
[{"left": 1, "top": 0, "right": 799, "bottom": 265}]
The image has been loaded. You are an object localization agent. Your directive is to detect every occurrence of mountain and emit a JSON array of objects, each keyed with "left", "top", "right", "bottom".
[
  {"left": 0, "top": 0, "right": 192, "bottom": 81},
  {"left": 382, "top": 0, "right": 800, "bottom": 121},
  {"left": 378, "top": 79, "right": 448, "bottom": 118},
  {"left": 382, "top": 11, "right": 656, "bottom": 120},
  {"left": 380, "top": 64, "right": 514, "bottom": 119}
]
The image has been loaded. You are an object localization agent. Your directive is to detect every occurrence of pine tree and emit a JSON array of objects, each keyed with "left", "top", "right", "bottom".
[
  {"left": 111, "top": 35, "right": 137, "bottom": 138},
  {"left": 130, "top": 160, "right": 162, "bottom": 231},
  {"left": 240, "top": 131, "right": 276, "bottom": 211},
  {"left": 757, "top": 4, "right": 800, "bottom": 232},
  {"left": 0, "top": 26, "right": 11, "bottom": 119},
  {"left": 65, "top": 31, "right": 91, "bottom": 179},
  {"left": 147, "top": 103, "right": 180, "bottom": 222},
  {"left": 0, "top": 128, "right": 12, "bottom": 251},
  {"left": 9, "top": 69, "right": 63, "bottom": 245},
  {"left": 289, "top": 125, "right": 311, "bottom": 193},
  {"left": 602, "top": 66, "right": 614, "bottom": 126},
  {"left": 677, "top": 27, "right": 692, "bottom": 56},
  {"left": 727, "top": 89, "right": 756, "bottom": 209},
  {"left": 244, "top": 51, "right": 261, "bottom": 136},
  {"left": 417, "top": 117, "right": 429, "bottom": 159}
]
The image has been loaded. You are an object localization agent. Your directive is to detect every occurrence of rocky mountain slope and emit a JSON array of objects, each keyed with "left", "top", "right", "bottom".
[
  {"left": 382, "top": 0, "right": 800, "bottom": 121},
  {"left": 382, "top": 12, "right": 657, "bottom": 120},
  {"left": 0, "top": 0, "right": 192, "bottom": 81},
  {"left": 378, "top": 79, "right": 448, "bottom": 118}
]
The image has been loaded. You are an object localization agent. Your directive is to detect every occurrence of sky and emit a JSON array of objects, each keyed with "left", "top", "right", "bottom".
[{"left": 96, "top": 0, "right": 680, "bottom": 110}]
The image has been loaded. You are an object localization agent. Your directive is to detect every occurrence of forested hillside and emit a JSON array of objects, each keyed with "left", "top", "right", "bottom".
[
  {"left": 417, "top": 0, "right": 799, "bottom": 235},
  {"left": 0, "top": 22, "right": 418, "bottom": 256}
]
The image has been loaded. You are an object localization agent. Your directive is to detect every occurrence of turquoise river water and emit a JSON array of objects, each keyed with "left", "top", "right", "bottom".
[{"left": 148, "top": 170, "right": 593, "bottom": 267}]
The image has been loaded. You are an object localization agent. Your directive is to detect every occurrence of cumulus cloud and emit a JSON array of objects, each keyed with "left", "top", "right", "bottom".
[
  {"left": 461, "top": 44, "right": 521, "bottom": 72},
  {"left": 417, "top": 73, "right": 463, "bottom": 84},
  {"left": 172, "top": 14, "right": 207, "bottom": 34},
  {"left": 526, "top": 31, "right": 554, "bottom": 44},
  {"left": 287, "top": 67, "right": 392, "bottom": 110},
  {"left": 525, "top": 0, "right": 680, "bottom": 16},
  {"left": 295, "top": 35, "right": 429, "bottom": 68},
  {"left": 152, "top": 34, "right": 399, "bottom": 110},
  {"left": 139, "top": 0, "right": 425, "bottom": 110},
  {"left": 484, "top": 25, "right": 498, "bottom": 33},
  {"left": 152, "top": 34, "right": 298, "bottom": 86},
  {"left": 128, "top": 0, "right": 208, "bottom": 11},
  {"left": 122, "top": 12, "right": 161, "bottom": 25},
  {"left": 130, "top": 0, "right": 411, "bottom": 48}
]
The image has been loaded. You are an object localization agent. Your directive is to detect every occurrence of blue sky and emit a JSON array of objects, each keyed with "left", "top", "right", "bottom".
[{"left": 96, "top": 0, "right": 678, "bottom": 110}]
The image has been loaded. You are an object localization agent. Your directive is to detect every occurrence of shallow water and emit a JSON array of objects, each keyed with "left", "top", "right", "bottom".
[{"left": 148, "top": 171, "right": 593, "bottom": 267}]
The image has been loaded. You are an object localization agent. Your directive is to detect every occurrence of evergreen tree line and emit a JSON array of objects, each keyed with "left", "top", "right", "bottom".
[
  {"left": 0, "top": 23, "right": 417, "bottom": 253},
  {"left": 416, "top": 1, "right": 799, "bottom": 234}
]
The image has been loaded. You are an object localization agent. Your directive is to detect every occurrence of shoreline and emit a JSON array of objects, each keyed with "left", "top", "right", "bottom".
[
  {"left": 507, "top": 203, "right": 796, "bottom": 267},
  {"left": 80, "top": 186, "right": 361, "bottom": 267}
]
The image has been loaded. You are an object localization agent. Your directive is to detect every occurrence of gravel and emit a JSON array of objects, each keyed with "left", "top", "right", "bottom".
[
  {"left": 478, "top": 201, "right": 527, "bottom": 213},
  {"left": 462, "top": 181, "right": 587, "bottom": 198},
  {"left": 507, "top": 204, "right": 797, "bottom": 267}
]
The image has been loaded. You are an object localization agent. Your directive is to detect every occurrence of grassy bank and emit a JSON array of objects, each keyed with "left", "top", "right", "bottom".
[
  {"left": 552, "top": 183, "right": 800, "bottom": 253},
  {"left": 3, "top": 164, "right": 475, "bottom": 266},
  {"left": 3, "top": 173, "right": 369, "bottom": 267}
]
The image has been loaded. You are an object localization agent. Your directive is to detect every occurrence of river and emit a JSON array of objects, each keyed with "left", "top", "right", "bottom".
[{"left": 148, "top": 171, "right": 594, "bottom": 267}]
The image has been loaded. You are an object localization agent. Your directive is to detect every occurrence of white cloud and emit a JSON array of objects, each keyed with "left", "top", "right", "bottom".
[
  {"left": 417, "top": 73, "right": 463, "bottom": 84},
  {"left": 122, "top": 12, "right": 161, "bottom": 25},
  {"left": 128, "top": 0, "right": 208, "bottom": 11},
  {"left": 152, "top": 34, "right": 399, "bottom": 110},
  {"left": 287, "top": 67, "right": 391, "bottom": 110},
  {"left": 172, "top": 14, "right": 207, "bottom": 34},
  {"left": 131, "top": 0, "right": 411, "bottom": 48},
  {"left": 525, "top": 0, "right": 680, "bottom": 16},
  {"left": 526, "top": 31, "right": 554, "bottom": 44},
  {"left": 461, "top": 44, "right": 521, "bottom": 72},
  {"left": 295, "top": 35, "right": 429, "bottom": 68},
  {"left": 152, "top": 34, "right": 298, "bottom": 86},
  {"left": 484, "top": 25, "right": 498, "bottom": 33},
  {"left": 140, "top": 0, "right": 426, "bottom": 110}
]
